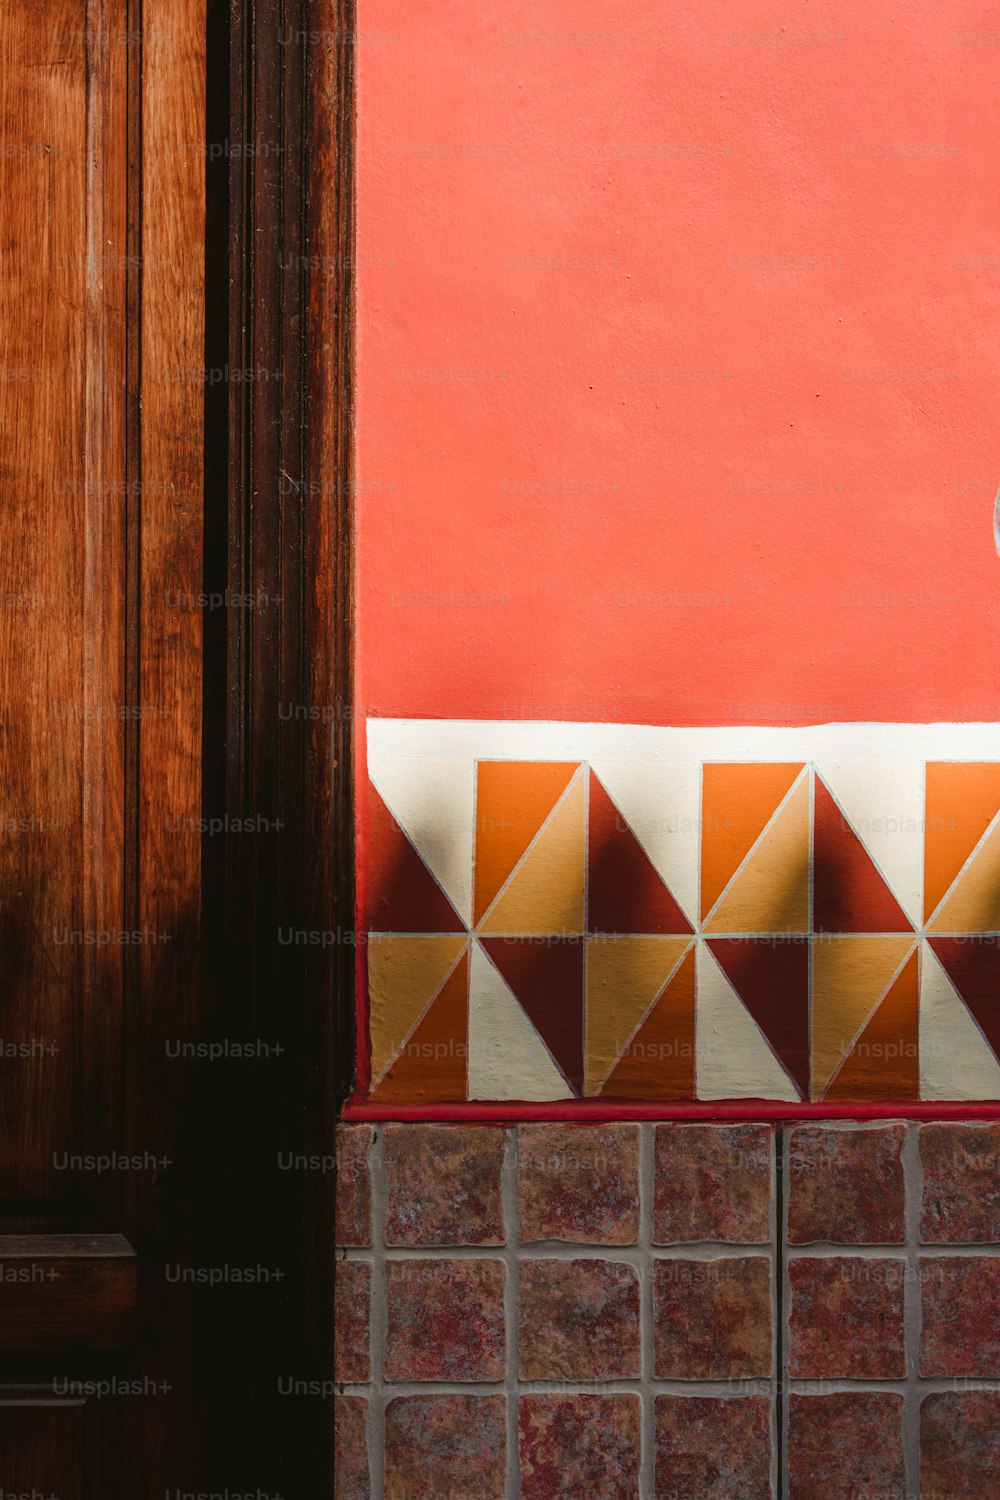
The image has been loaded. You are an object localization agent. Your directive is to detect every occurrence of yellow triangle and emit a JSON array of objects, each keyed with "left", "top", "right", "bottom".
[
  {"left": 584, "top": 936, "right": 690, "bottom": 1095},
  {"left": 368, "top": 934, "right": 467, "bottom": 1087},
  {"left": 704, "top": 773, "right": 810, "bottom": 934},
  {"left": 478, "top": 771, "right": 586, "bottom": 935},
  {"left": 810, "top": 936, "right": 914, "bottom": 1099},
  {"left": 929, "top": 815, "right": 1000, "bottom": 933}
]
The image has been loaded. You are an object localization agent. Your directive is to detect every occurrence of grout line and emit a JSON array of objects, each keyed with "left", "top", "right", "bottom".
[
  {"left": 338, "top": 1377, "right": 781, "bottom": 1396},
  {"left": 339, "top": 1239, "right": 1000, "bottom": 1263},
  {"left": 784, "top": 1244, "right": 911, "bottom": 1258},
  {"left": 906, "top": 1242, "right": 997, "bottom": 1257},
  {"left": 779, "top": 1123, "right": 793, "bottom": 1499},
  {"left": 774, "top": 1123, "right": 784, "bottom": 1500},
  {"left": 902, "top": 1121, "right": 922, "bottom": 1499},
  {"left": 787, "top": 1377, "right": 1000, "bottom": 1392},
  {"left": 503, "top": 1127, "right": 519, "bottom": 1500},
  {"left": 639, "top": 1121, "right": 655, "bottom": 1500},
  {"left": 337, "top": 1375, "right": 1000, "bottom": 1396},
  {"left": 343, "top": 1241, "right": 775, "bottom": 1263},
  {"left": 367, "top": 1125, "right": 387, "bottom": 1500}
]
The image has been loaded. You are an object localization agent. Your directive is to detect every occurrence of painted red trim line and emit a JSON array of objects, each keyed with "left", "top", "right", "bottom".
[{"left": 344, "top": 1097, "right": 1000, "bottom": 1124}]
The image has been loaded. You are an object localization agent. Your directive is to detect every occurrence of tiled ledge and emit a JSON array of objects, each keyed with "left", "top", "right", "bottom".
[{"left": 335, "top": 1120, "right": 1000, "bottom": 1498}]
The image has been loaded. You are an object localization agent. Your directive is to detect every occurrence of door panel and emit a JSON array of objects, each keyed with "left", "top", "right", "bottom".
[
  {"left": 0, "top": 0, "right": 192, "bottom": 1487},
  {"left": 0, "top": 0, "right": 126, "bottom": 1202},
  {"left": 0, "top": 1233, "right": 136, "bottom": 1349},
  {"left": 0, "top": 1397, "right": 86, "bottom": 1500},
  {"left": 0, "top": 0, "right": 341, "bottom": 1490}
]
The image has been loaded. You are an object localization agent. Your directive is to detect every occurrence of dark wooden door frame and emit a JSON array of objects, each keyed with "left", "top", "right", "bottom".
[
  {"left": 201, "top": 0, "right": 352, "bottom": 1489},
  {"left": 221, "top": 0, "right": 354, "bottom": 1108}
]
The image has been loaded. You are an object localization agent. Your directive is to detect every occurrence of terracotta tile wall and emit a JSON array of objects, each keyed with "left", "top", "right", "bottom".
[{"left": 335, "top": 1120, "right": 1000, "bottom": 1498}]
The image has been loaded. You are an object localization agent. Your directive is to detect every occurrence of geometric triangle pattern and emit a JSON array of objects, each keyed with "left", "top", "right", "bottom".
[
  {"left": 927, "top": 935, "right": 1000, "bottom": 1061},
  {"left": 362, "top": 756, "right": 1000, "bottom": 1104},
  {"left": 370, "top": 947, "right": 470, "bottom": 1104},
  {"left": 700, "top": 762, "right": 804, "bottom": 920},
  {"left": 706, "top": 937, "right": 810, "bottom": 1098},
  {"left": 585, "top": 936, "right": 691, "bottom": 1095},
  {"left": 695, "top": 941, "right": 800, "bottom": 1102},
  {"left": 478, "top": 936, "right": 585, "bottom": 1096},
  {"left": 588, "top": 771, "right": 693, "bottom": 935},
  {"left": 812, "top": 774, "right": 912, "bottom": 934},
  {"left": 468, "top": 941, "right": 574, "bottom": 1102},
  {"left": 472, "top": 761, "right": 580, "bottom": 927},
  {"left": 823, "top": 946, "right": 919, "bottom": 1102},
  {"left": 367, "top": 934, "right": 467, "bottom": 1090},
  {"left": 920, "top": 939, "right": 1000, "bottom": 1100},
  {"left": 927, "top": 815, "right": 1000, "bottom": 934},
  {"left": 924, "top": 762, "right": 1000, "bottom": 923},
  {"left": 703, "top": 771, "right": 810, "bottom": 935},
  {"left": 367, "top": 783, "right": 464, "bottom": 934},
  {"left": 479, "top": 769, "right": 586, "bottom": 937},
  {"left": 600, "top": 944, "right": 696, "bottom": 1100},
  {"left": 810, "top": 936, "right": 915, "bottom": 1101}
]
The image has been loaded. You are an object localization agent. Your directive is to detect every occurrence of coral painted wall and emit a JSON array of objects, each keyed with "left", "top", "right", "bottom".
[{"left": 355, "top": 0, "right": 1000, "bottom": 728}]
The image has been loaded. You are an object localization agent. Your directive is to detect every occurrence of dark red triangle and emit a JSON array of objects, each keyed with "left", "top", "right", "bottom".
[
  {"left": 479, "top": 936, "right": 584, "bottom": 1094},
  {"left": 813, "top": 777, "right": 912, "bottom": 934},
  {"left": 707, "top": 938, "right": 809, "bottom": 1098},
  {"left": 588, "top": 772, "right": 692, "bottom": 934},
  {"left": 367, "top": 783, "right": 464, "bottom": 933},
  {"left": 929, "top": 937, "right": 1000, "bottom": 1060}
]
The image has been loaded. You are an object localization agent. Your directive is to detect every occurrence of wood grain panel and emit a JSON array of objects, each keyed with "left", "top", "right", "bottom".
[
  {"left": 0, "top": 0, "right": 127, "bottom": 1195},
  {"left": 80, "top": 0, "right": 128, "bottom": 1223},
  {"left": 0, "top": 1397, "right": 85, "bottom": 1499},
  {"left": 139, "top": 0, "right": 204, "bottom": 1004},
  {"left": 128, "top": 0, "right": 205, "bottom": 1483}
]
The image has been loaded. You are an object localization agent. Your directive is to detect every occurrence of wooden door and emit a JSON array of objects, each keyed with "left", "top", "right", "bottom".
[{"left": 0, "top": 1, "right": 347, "bottom": 1490}]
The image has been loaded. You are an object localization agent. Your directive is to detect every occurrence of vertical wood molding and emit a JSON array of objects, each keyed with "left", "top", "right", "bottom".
[
  {"left": 307, "top": 0, "right": 356, "bottom": 1109},
  {"left": 226, "top": 0, "right": 353, "bottom": 1130},
  {"left": 83, "top": 0, "right": 127, "bottom": 957},
  {"left": 80, "top": 0, "right": 128, "bottom": 1204},
  {"left": 129, "top": 0, "right": 207, "bottom": 1482},
  {"left": 140, "top": 0, "right": 205, "bottom": 973}
]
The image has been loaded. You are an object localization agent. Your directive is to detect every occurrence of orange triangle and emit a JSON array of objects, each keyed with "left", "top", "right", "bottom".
[
  {"left": 704, "top": 774, "right": 810, "bottom": 934},
  {"left": 599, "top": 946, "right": 695, "bottom": 1100},
  {"left": 701, "top": 764, "right": 805, "bottom": 920},
  {"left": 924, "top": 763, "right": 1000, "bottom": 922},
  {"left": 370, "top": 949, "right": 469, "bottom": 1103},
  {"left": 474, "top": 762, "right": 579, "bottom": 925},
  {"left": 478, "top": 771, "right": 586, "bottom": 935},
  {"left": 824, "top": 948, "right": 919, "bottom": 1101},
  {"left": 928, "top": 814, "right": 1000, "bottom": 934}
]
